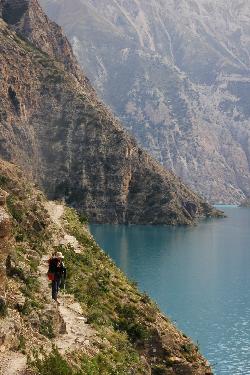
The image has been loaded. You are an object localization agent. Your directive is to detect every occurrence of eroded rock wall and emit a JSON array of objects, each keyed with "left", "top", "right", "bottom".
[
  {"left": 40, "top": 0, "right": 250, "bottom": 204},
  {"left": 0, "top": 9, "right": 219, "bottom": 224}
]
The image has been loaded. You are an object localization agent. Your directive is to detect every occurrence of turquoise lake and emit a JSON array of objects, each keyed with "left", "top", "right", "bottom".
[{"left": 90, "top": 207, "right": 250, "bottom": 375}]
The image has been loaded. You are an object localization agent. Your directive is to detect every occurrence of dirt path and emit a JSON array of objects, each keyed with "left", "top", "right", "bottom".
[
  {"left": 0, "top": 352, "right": 27, "bottom": 375},
  {"left": 45, "top": 202, "right": 81, "bottom": 253},
  {"left": 45, "top": 201, "right": 64, "bottom": 227},
  {"left": 54, "top": 296, "right": 94, "bottom": 353},
  {"left": 39, "top": 202, "right": 96, "bottom": 354},
  {"left": 39, "top": 255, "right": 95, "bottom": 354},
  {"left": 0, "top": 201, "right": 96, "bottom": 375}
]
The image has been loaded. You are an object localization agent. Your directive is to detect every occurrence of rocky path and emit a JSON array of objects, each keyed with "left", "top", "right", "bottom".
[
  {"left": 0, "top": 201, "right": 96, "bottom": 375},
  {"left": 38, "top": 256, "right": 95, "bottom": 355},
  {"left": 39, "top": 201, "right": 96, "bottom": 354},
  {"left": 45, "top": 201, "right": 64, "bottom": 226},
  {"left": 54, "top": 296, "right": 93, "bottom": 353},
  {"left": 0, "top": 352, "right": 27, "bottom": 375},
  {"left": 45, "top": 202, "right": 81, "bottom": 253}
]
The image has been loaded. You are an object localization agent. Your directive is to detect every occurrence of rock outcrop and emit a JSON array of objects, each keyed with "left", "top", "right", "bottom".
[
  {"left": 40, "top": 0, "right": 250, "bottom": 204},
  {"left": 0, "top": 0, "right": 85, "bottom": 84},
  {"left": 0, "top": 186, "right": 11, "bottom": 302},
  {"left": 240, "top": 198, "right": 250, "bottom": 207},
  {"left": 0, "top": 203, "right": 11, "bottom": 239},
  {"left": 0, "top": 0, "right": 220, "bottom": 224}
]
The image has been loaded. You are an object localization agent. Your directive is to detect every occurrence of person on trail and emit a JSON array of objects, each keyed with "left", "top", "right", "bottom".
[{"left": 47, "top": 251, "right": 66, "bottom": 305}]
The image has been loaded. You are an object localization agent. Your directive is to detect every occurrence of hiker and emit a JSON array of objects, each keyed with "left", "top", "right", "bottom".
[{"left": 47, "top": 251, "right": 66, "bottom": 304}]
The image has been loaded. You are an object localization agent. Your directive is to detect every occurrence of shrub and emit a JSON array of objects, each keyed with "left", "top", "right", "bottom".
[
  {"left": 0, "top": 297, "right": 7, "bottom": 317},
  {"left": 152, "top": 364, "right": 168, "bottom": 374},
  {"left": 18, "top": 335, "right": 26, "bottom": 353},
  {"left": 39, "top": 319, "right": 55, "bottom": 339},
  {"left": 30, "top": 345, "right": 143, "bottom": 375},
  {"left": 30, "top": 347, "right": 77, "bottom": 375},
  {"left": 115, "top": 304, "right": 149, "bottom": 343},
  {"left": 6, "top": 195, "right": 24, "bottom": 222},
  {"left": 0, "top": 174, "right": 9, "bottom": 186}
]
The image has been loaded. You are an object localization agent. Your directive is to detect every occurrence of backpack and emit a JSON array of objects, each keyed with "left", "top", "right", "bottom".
[
  {"left": 47, "top": 258, "right": 67, "bottom": 281},
  {"left": 47, "top": 257, "right": 58, "bottom": 281}
]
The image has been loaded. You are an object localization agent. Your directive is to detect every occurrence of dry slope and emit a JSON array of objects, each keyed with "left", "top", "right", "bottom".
[{"left": 0, "top": 159, "right": 213, "bottom": 374}]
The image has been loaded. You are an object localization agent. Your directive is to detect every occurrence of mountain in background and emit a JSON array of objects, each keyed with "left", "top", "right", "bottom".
[
  {"left": 40, "top": 0, "right": 250, "bottom": 204},
  {"left": 0, "top": 0, "right": 218, "bottom": 224}
]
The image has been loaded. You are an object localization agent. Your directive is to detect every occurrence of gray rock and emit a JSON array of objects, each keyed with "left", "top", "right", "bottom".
[
  {"left": 0, "top": 208, "right": 11, "bottom": 239},
  {"left": 40, "top": 0, "right": 250, "bottom": 204},
  {"left": 0, "top": 296, "right": 7, "bottom": 317},
  {"left": 0, "top": 3, "right": 219, "bottom": 225}
]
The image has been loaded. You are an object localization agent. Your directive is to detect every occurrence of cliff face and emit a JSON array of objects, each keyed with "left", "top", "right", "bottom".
[
  {"left": 0, "top": 0, "right": 85, "bottom": 83},
  {"left": 0, "top": 159, "right": 213, "bottom": 374},
  {"left": 240, "top": 198, "right": 250, "bottom": 207},
  {"left": 40, "top": 0, "right": 250, "bottom": 204},
  {"left": 0, "top": 0, "right": 219, "bottom": 224}
]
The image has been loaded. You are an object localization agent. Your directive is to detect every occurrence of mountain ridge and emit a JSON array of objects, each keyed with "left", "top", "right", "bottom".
[
  {"left": 40, "top": 0, "right": 250, "bottom": 204},
  {"left": 0, "top": 0, "right": 220, "bottom": 224}
]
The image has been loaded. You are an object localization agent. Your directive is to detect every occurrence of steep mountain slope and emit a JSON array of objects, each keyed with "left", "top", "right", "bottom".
[
  {"left": 40, "top": 0, "right": 250, "bottom": 204},
  {"left": 0, "top": 159, "right": 213, "bottom": 374},
  {"left": 0, "top": 0, "right": 219, "bottom": 224}
]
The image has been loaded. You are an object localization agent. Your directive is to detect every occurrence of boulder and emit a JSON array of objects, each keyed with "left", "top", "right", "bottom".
[
  {"left": 182, "top": 201, "right": 198, "bottom": 218},
  {"left": 240, "top": 198, "right": 250, "bottom": 208},
  {"left": 0, "top": 297, "right": 7, "bottom": 317},
  {"left": 0, "top": 208, "right": 11, "bottom": 239},
  {"left": 0, "top": 189, "right": 8, "bottom": 207},
  {"left": 0, "top": 196, "right": 5, "bottom": 207}
]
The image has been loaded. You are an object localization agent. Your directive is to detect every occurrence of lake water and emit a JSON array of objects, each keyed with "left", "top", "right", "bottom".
[{"left": 90, "top": 207, "right": 250, "bottom": 375}]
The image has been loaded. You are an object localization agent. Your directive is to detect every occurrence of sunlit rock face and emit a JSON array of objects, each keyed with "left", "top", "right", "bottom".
[
  {"left": 0, "top": 0, "right": 219, "bottom": 224},
  {"left": 40, "top": 0, "right": 250, "bottom": 204}
]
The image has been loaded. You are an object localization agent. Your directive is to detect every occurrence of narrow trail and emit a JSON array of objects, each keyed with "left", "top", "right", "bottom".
[
  {"left": 0, "top": 201, "right": 96, "bottom": 375},
  {"left": 45, "top": 201, "right": 64, "bottom": 226},
  {"left": 38, "top": 256, "right": 95, "bottom": 354},
  {"left": 45, "top": 202, "right": 81, "bottom": 253},
  {"left": 0, "top": 352, "right": 27, "bottom": 375},
  {"left": 39, "top": 202, "right": 96, "bottom": 354}
]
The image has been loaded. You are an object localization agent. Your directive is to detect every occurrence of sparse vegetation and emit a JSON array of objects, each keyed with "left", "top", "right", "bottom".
[
  {"left": 30, "top": 343, "right": 145, "bottom": 375},
  {"left": 18, "top": 335, "right": 26, "bottom": 354},
  {"left": 0, "top": 161, "right": 210, "bottom": 374},
  {"left": 0, "top": 297, "right": 7, "bottom": 317},
  {"left": 0, "top": 173, "right": 9, "bottom": 186},
  {"left": 30, "top": 347, "right": 76, "bottom": 375},
  {"left": 61, "top": 209, "right": 156, "bottom": 351},
  {"left": 39, "top": 318, "right": 55, "bottom": 339},
  {"left": 6, "top": 194, "right": 24, "bottom": 222}
]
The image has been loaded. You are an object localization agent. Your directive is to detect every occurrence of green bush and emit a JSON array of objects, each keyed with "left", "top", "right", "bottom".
[
  {"left": 30, "top": 345, "right": 143, "bottom": 375},
  {"left": 115, "top": 304, "right": 149, "bottom": 343},
  {"left": 152, "top": 364, "right": 168, "bottom": 374},
  {"left": 0, "top": 174, "right": 9, "bottom": 186},
  {"left": 79, "top": 348, "right": 141, "bottom": 375},
  {"left": 30, "top": 347, "right": 77, "bottom": 375},
  {"left": 0, "top": 297, "right": 7, "bottom": 317},
  {"left": 39, "top": 319, "right": 55, "bottom": 339},
  {"left": 20, "top": 298, "right": 42, "bottom": 316},
  {"left": 18, "top": 335, "right": 26, "bottom": 354},
  {"left": 6, "top": 195, "right": 24, "bottom": 222},
  {"left": 78, "top": 213, "right": 88, "bottom": 224},
  {"left": 63, "top": 208, "right": 92, "bottom": 247}
]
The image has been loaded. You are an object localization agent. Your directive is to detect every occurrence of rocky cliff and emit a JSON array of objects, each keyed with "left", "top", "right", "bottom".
[
  {"left": 40, "top": 0, "right": 250, "bottom": 204},
  {"left": 0, "top": 159, "right": 213, "bottom": 374},
  {"left": 240, "top": 197, "right": 250, "bottom": 207},
  {"left": 0, "top": 0, "right": 219, "bottom": 224}
]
